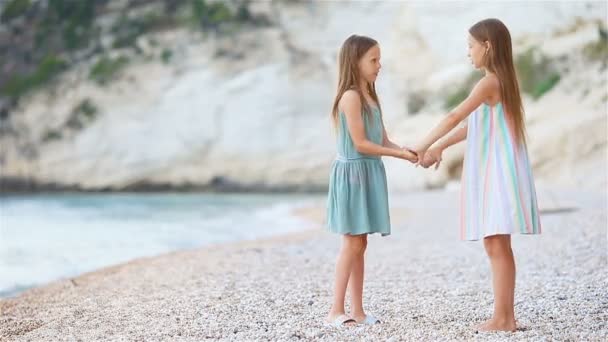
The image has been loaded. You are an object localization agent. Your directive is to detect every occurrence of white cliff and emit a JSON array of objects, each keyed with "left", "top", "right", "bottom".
[{"left": 0, "top": 1, "right": 606, "bottom": 192}]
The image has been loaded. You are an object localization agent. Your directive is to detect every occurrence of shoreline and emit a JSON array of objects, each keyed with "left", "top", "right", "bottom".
[
  {"left": 0, "top": 224, "right": 326, "bottom": 301},
  {"left": 0, "top": 196, "right": 327, "bottom": 300},
  {"left": 0, "top": 176, "right": 328, "bottom": 194}
]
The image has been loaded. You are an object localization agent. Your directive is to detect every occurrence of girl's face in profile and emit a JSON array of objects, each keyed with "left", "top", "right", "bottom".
[
  {"left": 468, "top": 35, "right": 487, "bottom": 69},
  {"left": 358, "top": 44, "right": 382, "bottom": 84}
]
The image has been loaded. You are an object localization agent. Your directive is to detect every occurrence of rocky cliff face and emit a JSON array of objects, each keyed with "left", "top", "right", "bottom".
[{"left": 1, "top": 1, "right": 606, "bottom": 192}]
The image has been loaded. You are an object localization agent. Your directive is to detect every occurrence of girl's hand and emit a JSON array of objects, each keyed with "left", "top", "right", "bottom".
[
  {"left": 400, "top": 146, "right": 419, "bottom": 163},
  {"left": 397, "top": 147, "right": 418, "bottom": 163},
  {"left": 410, "top": 145, "right": 427, "bottom": 167},
  {"left": 421, "top": 147, "right": 443, "bottom": 170}
]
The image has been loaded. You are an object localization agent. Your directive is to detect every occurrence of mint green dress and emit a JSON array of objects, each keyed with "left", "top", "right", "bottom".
[{"left": 327, "top": 107, "right": 391, "bottom": 236}]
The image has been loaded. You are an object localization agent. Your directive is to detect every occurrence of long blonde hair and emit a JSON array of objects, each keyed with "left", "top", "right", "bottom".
[
  {"left": 331, "top": 35, "right": 381, "bottom": 125},
  {"left": 470, "top": 18, "right": 527, "bottom": 145}
]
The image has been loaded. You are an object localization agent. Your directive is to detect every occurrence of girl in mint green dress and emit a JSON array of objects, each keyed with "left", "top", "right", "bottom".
[
  {"left": 324, "top": 35, "right": 417, "bottom": 327},
  {"left": 327, "top": 105, "right": 392, "bottom": 236}
]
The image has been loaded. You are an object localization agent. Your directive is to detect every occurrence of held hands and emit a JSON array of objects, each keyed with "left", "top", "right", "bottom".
[
  {"left": 398, "top": 146, "right": 419, "bottom": 163},
  {"left": 409, "top": 145, "right": 443, "bottom": 170},
  {"left": 395, "top": 144, "right": 442, "bottom": 169},
  {"left": 420, "top": 147, "right": 443, "bottom": 170}
]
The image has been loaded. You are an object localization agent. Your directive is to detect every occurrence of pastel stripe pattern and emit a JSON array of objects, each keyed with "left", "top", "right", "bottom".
[{"left": 460, "top": 103, "right": 541, "bottom": 241}]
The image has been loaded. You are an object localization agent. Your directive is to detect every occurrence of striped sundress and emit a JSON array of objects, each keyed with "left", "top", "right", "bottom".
[{"left": 460, "top": 102, "right": 541, "bottom": 241}]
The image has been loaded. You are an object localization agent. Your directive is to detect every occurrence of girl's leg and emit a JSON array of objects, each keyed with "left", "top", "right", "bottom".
[
  {"left": 348, "top": 235, "right": 368, "bottom": 321},
  {"left": 327, "top": 234, "right": 365, "bottom": 322},
  {"left": 478, "top": 234, "right": 517, "bottom": 332}
]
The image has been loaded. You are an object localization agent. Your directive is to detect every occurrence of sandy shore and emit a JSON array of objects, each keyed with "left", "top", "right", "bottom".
[{"left": 1, "top": 188, "right": 606, "bottom": 341}]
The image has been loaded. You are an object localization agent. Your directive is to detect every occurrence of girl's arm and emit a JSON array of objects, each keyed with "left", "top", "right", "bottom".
[
  {"left": 435, "top": 125, "right": 468, "bottom": 151},
  {"left": 420, "top": 125, "right": 468, "bottom": 169},
  {"left": 382, "top": 125, "right": 401, "bottom": 149},
  {"left": 341, "top": 90, "right": 417, "bottom": 161},
  {"left": 412, "top": 77, "right": 497, "bottom": 161}
]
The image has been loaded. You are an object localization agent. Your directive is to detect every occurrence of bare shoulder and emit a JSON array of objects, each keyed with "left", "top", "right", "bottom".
[
  {"left": 476, "top": 74, "right": 500, "bottom": 90},
  {"left": 484, "top": 74, "right": 501, "bottom": 88},
  {"left": 481, "top": 74, "right": 501, "bottom": 92},
  {"left": 472, "top": 74, "right": 501, "bottom": 99},
  {"left": 339, "top": 89, "right": 362, "bottom": 113}
]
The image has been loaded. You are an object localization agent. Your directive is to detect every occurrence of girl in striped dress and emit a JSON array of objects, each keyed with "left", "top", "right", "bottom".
[{"left": 412, "top": 18, "right": 541, "bottom": 332}]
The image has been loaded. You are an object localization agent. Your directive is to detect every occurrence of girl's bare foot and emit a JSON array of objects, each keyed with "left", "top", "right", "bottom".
[{"left": 475, "top": 318, "right": 517, "bottom": 332}]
